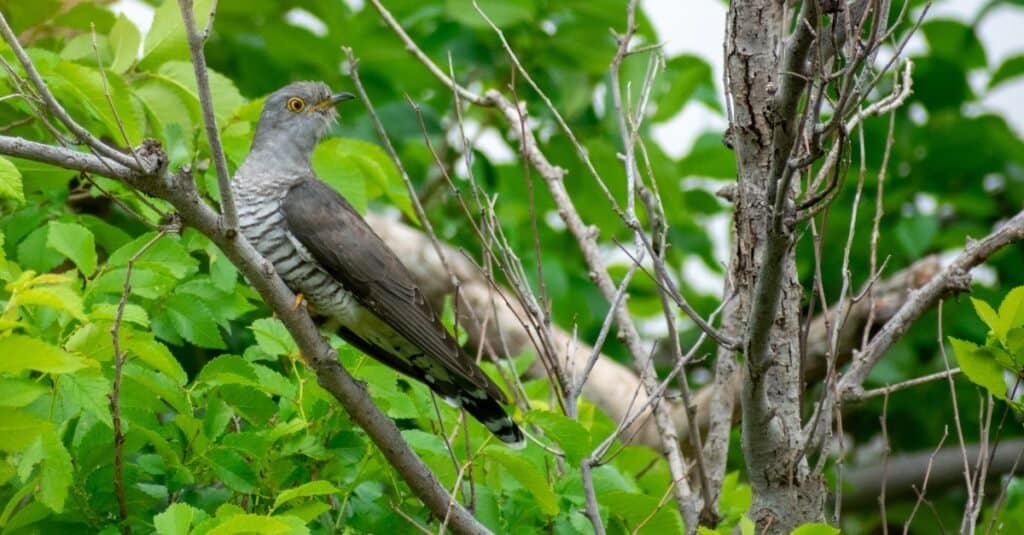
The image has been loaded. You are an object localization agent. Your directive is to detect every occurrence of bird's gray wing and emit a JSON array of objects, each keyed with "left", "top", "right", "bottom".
[{"left": 281, "top": 177, "right": 507, "bottom": 403}]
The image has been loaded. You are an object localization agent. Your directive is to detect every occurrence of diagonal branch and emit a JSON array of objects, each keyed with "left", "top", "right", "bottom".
[{"left": 0, "top": 12, "right": 141, "bottom": 171}]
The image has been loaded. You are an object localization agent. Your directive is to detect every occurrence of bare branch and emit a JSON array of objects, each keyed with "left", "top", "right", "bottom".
[
  {"left": 176, "top": 0, "right": 238, "bottom": 232},
  {"left": 0, "top": 12, "right": 141, "bottom": 171},
  {"left": 839, "top": 211, "right": 1024, "bottom": 395}
]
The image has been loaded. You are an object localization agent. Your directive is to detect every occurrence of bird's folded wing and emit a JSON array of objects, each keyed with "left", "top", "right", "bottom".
[{"left": 281, "top": 177, "right": 507, "bottom": 403}]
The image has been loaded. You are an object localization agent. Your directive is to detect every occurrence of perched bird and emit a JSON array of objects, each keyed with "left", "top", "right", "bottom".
[{"left": 232, "top": 81, "right": 524, "bottom": 447}]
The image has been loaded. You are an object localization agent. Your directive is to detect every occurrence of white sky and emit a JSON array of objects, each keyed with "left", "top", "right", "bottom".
[{"left": 643, "top": 0, "right": 1024, "bottom": 154}]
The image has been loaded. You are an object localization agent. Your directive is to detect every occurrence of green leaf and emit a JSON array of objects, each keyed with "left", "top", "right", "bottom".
[
  {"left": 0, "top": 156, "right": 24, "bottom": 203},
  {"left": 990, "top": 54, "right": 1024, "bottom": 89},
  {"left": 13, "top": 284, "right": 86, "bottom": 320},
  {"left": 484, "top": 446, "right": 559, "bottom": 516},
  {"left": 140, "top": 0, "right": 212, "bottom": 70},
  {"left": 525, "top": 410, "right": 591, "bottom": 464},
  {"left": 109, "top": 14, "right": 141, "bottom": 74},
  {"left": 89, "top": 303, "right": 150, "bottom": 327},
  {"left": 971, "top": 297, "right": 1001, "bottom": 334},
  {"left": 38, "top": 431, "right": 72, "bottom": 512},
  {"left": 205, "top": 514, "right": 298, "bottom": 535},
  {"left": 651, "top": 55, "right": 716, "bottom": 122},
  {"left": 203, "top": 394, "right": 234, "bottom": 441},
  {"left": 198, "top": 355, "right": 260, "bottom": 386},
  {"left": 0, "top": 408, "right": 50, "bottom": 452},
  {"left": 49, "top": 62, "right": 145, "bottom": 146},
  {"left": 998, "top": 287, "right": 1024, "bottom": 334},
  {"left": 315, "top": 138, "right": 414, "bottom": 221},
  {"left": 0, "top": 335, "right": 90, "bottom": 374},
  {"left": 445, "top": 0, "right": 536, "bottom": 28},
  {"left": 922, "top": 19, "right": 987, "bottom": 70},
  {"left": 0, "top": 377, "right": 49, "bottom": 407},
  {"left": 207, "top": 449, "right": 260, "bottom": 494},
  {"left": 602, "top": 490, "right": 684, "bottom": 534},
  {"left": 251, "top": 318, "right": 298, "bottom": 356},
  {"left": 122, "top": 330, "right": 188, "bottom": 385},
  {"left": 158, "top": 61, "right": 246, "bottom": 124},
  {"left": 154, "top": 502, "right": 204, "bottom": 535},
  {"left": 46, "top": 221, "right": 97, "bottom": 275},
  {"left": 215, "top": 384, "right": 278, "bottom": 424},
  {"left": 312, "top": 141, "right": 368, "bottom": 214},
  {"left": 159, "top": 293, "right": 226, "bottom": 349},
  {"left": 950, "top": 337, "right": 1007, "bottom": 399},
  {"left": 272, "top": 480, "right": 341, "bottom": 511},
  {"left": 896, "top": 214, "right": 939, "bottom": 258},
  {"left": 106, "top": 233, "right": 198, "bottom": 279},
  {"left": 791, "top": 523, "right": 840, "bottom": 535},
  {"left": 59, "top": 369, "right": 113, "bottom": 427},
  {"left": 678, "top": 133, "right": 736, "bottom": 179}
]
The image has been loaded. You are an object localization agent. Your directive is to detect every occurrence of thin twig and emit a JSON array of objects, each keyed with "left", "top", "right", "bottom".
[
  {"left": 176, "top": 0, "right": 238, "bottom": 232},
  {"left": 0, "top": 12, "right": 141, "bottom": 170},
  {"left": 110, "top": 229, "right": 171, "bottom": 533}
]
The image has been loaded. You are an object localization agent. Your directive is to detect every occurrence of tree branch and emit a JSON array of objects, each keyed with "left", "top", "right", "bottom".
[{"left": 176, "top": 0, "right": 238, "bottom": 232}]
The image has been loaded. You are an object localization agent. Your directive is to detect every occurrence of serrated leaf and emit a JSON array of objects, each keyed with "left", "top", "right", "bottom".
[
  {"left": 0, "top": 156, "right": 24, "bottom": 203},
  {"left": 207, "top": 449, "right": 259, "bottom": 494},
  {"left": 972, "top": 297, "right": 1001, "bottom": 337},
  {"left": 89, "top": 303, "right": 150, "bottom": 327},
  {"left": 315, "top": 138, "right": 413, "bottom": 220},
  {"left": 107, "top": 233, "right": 198, "bottom": 279},
  {"left": 0, "top": 377, "right": 49, "bottom": 407},
  {"left": 198, "top": 355, "right": 260, "bottom": 386},
  {"left": 203, "top": 393, "right": 233, "bottom": 441},
  {"left": 49, "top": 62, "right": 145, "bottom": 145},
  {"left": 0, "top": 408, "right": 50, "bottom": 452},
  {"left": 998, "top": 287, "right": 1024, "bottom": 334},
  {"left": 161, "top": 293, "right": 225, "bottom": 349},
  {"left": 140, "top": 0, "right": 212, "bottom": 70},
  {"left": 109, "top": 14, "right": 141, "bottom": 73},
  {"left": 158, "top": 61, "right": 245, "bottom": 124},
  {"left": 39, "top": 431, "right": 72, "bottom": 512},
  {"left": 59, "top": 369, "right": 113, "bottom": 427},
  {"left": 122, "top": 330, "right": 188, "bottom": 385},
  {"left": 525, "top": 410, "right": 591, "bottom": 464},
  {"left": 215, "top": 384, "right": 277, "bottom": 424},
  {"left": 154, "top": 502, "right": 204, "bottom": 535},
  {"left": 0, "top": 335, "right": 90, "bottom": 374},
  {"left": 13, "top": 285, "right": 86, "bottom": 320},
  {"left": 791, "top": 523, "right": 840, "bottom": 535},
  {"left": 251, "top": 318, "right": 297, "bottom": 356},
  {"left": 950, "top": 337, "right": 1007, "bottom": 399},
  {"left": 206, "top": 514, "right": 299, "bottom": 535},
  {"left": 484, "top": 445, "right": 559, "bottom": 516},
  {"left": 272, "top": 480, "right": 340, "bottom": 511},
  {"left": 46, "top": 221, "right": 97, "bottom": 275},
  {"left": 602, "top": 490, "right": 684, "bottom": 534}
]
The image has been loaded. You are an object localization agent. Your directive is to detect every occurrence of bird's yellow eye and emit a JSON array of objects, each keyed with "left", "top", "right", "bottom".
[{"left": 286, "top": 97, "right": 305, "bottom": 112}]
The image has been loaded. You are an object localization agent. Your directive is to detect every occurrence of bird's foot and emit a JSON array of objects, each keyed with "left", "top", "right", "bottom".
[{"left": 293, "top": 293, "right": 306, "bottom": 310}]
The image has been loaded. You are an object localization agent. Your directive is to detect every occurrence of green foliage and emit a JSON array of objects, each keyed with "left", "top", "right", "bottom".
[
  {"left": 952, "top": 286, "right": 1024, "bottom": 403},
  {"left": 0, "top": 3, "right": 691, "bottom": 531},
  {"left": 0, "top": 0, "right": 1022, "bottom": 533}
]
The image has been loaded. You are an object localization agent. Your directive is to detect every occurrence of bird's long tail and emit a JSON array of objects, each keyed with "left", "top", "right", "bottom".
[{"left": 454, "top": 389, "right": 525, "bottom": 449}]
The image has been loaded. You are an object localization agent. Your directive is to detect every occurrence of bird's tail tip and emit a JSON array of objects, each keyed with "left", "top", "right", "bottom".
[{"left": 458, "top": 390, "right": 526, "bottom": 449}]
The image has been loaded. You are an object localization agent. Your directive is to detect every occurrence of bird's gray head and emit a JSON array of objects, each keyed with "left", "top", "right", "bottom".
[{"left": 248, "top": 81, "right": 355, "bottom": 165}]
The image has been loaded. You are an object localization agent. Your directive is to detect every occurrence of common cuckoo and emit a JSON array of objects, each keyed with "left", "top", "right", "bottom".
[{"left": 232, "top": 81, "right": 524, "bottom": 447}]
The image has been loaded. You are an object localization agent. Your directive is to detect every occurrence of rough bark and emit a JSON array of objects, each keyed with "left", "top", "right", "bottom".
[{"left": 725, "top": 0, "right": 825, "bottom": 529}]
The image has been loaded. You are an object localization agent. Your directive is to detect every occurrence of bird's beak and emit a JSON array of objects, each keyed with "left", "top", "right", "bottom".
[
  {"left": 330, "top": 92, "right": 356, "bottom": 104},
  {"left": 312, "top": 92, "right": 356, "bottom": 111}
]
